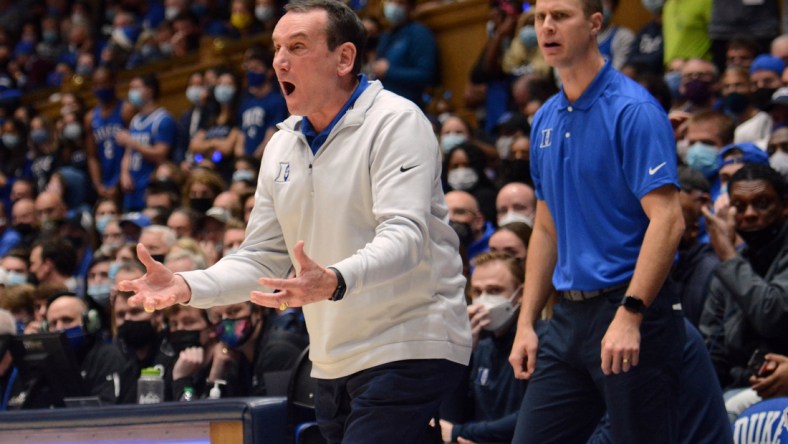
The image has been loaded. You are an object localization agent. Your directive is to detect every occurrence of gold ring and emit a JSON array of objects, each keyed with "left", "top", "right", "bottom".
[
  {"left": 222, "top": 347, "right": 228, "bottom": 355},
  {"left": 623, "top": 358, "right": 629, "bottom": 364},
  {"left": 144, "top": 306, "right": 155, "bottom": 313},
  {"left": 279, "top": 301, "right": 289, "bottom": 311}
]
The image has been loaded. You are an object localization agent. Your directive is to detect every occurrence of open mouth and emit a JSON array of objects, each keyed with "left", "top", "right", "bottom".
[
  {"left": 543, "top": 42, "right": 560, "bottom": 48},
  {"left": 282, "top": 81, "right": 295, "bottom": 96}
]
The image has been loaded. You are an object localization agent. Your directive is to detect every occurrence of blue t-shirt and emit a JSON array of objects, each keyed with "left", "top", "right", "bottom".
[
  {"left": 238, "top": 90, "right": 288, "bottom": 157},
  {"left": 530, "top": 61, "right": 678, "bottom": 291},
  {"left": 733, "top": 397, "right": 788, "bottom": 443},
  {"left": 124, "top": 107, "right": 175, "bottom": 211},
  {"left": 90, "top": 101, "right": 126, "bottom": 188}
]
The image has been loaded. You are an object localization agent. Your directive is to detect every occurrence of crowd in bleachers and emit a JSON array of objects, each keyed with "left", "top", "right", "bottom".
[{"left": 0, "top": 0, "right": 787, "bottom": 442}]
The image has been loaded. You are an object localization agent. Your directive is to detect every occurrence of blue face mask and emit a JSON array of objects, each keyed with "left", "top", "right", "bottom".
[
  {"left": 441, "top": 133, "right": 467, "bottom": 153},
  {"left": 63, "top": 325, "right": 87, "bottom": 352},
  {"left": 214, "top": 85, "right": 236, "bottom": 104},
  {"left": 247, "top": 71, "right": 266, "bottom": 88},
  {"left": 215, "top": 317, "right": 254, "bottom": 349},
  {"left": 640, "top": 0, "right": 664, "bottom": 14},
  {"left": 30, "top": 128, "right": 49, "bottom": 145},
  {"left": 519, "top": 26, "right": 538, "bottom": 49},
  {"left": 663, "top": 71, "right": 682, "bottom": 100},
  {"left": 6, "top": 271, "right": 28, "bottom": 286},
  {"left": 95, "top": 215, "right": 113, "bottom": 234},
  {"left": 128, "top": 88, "right": 144, "bottom": 108},
  {"left": 185, "top": 85, "right": 204, "bottom": 105},
  {"left": 2, "top": 133, "right": 20, "bottom": 148},
  {"left": 108, "top": 262, "right": 122, "bottom": 281},
  {"left": 686, "top": 142, "right": 719, "bottom": 177},
  {"left": 87, "top": 282, "right": 112, "bottom": 305},
  {"left": 384, "top": 3, "right": 407, "bottom": 25}
]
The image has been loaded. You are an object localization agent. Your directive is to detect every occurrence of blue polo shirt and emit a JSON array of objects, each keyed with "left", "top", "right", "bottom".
[
  {"left": 302, "top": 74, "right": 369, "bottom": 155},
  {"left": 530, "top": 61, "right": 678, "bottom": 291}
]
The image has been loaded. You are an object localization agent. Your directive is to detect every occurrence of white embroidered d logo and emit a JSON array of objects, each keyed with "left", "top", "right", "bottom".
[
  {"left": 275, "top": 162, "right": 291, "bottom": 183},
  {"left": 540, "top": 128, "right": 553, "bottom": 149}
]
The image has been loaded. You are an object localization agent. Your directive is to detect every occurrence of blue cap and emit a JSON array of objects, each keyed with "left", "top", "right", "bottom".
[
  {"left": 119, "top": 212, "right": 151, "bottom": 230},
  {"left": 719, "top": 142, "right": 769, "bottom": 167},
  {"left": 750, "top": 54, "right": 785, "bottom": 76}
]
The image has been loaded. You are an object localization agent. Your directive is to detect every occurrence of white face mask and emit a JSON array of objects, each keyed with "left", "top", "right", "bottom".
[
  {"left": 770, "top": 150, "right": 788, "bottom": 176},
  {"left": 476, "top": 286, "right": 521, "bottom": 332},
  {"left": 498, "top": 211, "right": 533, "bottom": 228},
  {"left": 496, "top": 136, "right": 515, "bottom": 159},
  {"left": 447, "top": 167, "right": 479, "bottom": 191}
]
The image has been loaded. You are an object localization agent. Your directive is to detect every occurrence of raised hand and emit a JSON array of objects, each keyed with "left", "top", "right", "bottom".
[
  {"left": 119, "top": 243, "right": 192, "bottom": 311},
  {"left": 251, "top": 240, "right": 338, "bottom": 309}
]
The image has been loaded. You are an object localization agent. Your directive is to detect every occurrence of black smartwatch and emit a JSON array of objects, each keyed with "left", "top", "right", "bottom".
[
  {"left": 327, "top": 267, "right": 346, "bottom": 302},
  {"left": 620, "top": 295, "right": 646, "bottom": 314}
]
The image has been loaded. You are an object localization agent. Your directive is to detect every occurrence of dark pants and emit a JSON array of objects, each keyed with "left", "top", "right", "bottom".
[
  {"left": 315, "top": 359, "right": 466, "bottom": 444},
  {"left": 512, "top": 282, "right": 685, "bottom": 443}
]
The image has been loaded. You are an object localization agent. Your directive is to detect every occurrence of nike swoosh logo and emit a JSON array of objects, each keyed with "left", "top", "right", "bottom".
[
  {"left": 400, "top": 164, "right": 418, "bottom": 172},
  {"left": 648, "top": 162, "right": 667, "bottom": 175}
]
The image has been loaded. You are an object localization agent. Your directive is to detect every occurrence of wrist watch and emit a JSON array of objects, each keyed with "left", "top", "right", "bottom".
[
  {"left": 327, "top": 267, "right": 346, "bottom": 302},
  {"left": 620, "top": 295, "right": 646, "bottom": 314}
]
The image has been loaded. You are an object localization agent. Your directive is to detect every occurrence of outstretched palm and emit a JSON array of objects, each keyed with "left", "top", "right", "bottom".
[{"left": 119, "top": 244, "right": 192, "bottom": 310}]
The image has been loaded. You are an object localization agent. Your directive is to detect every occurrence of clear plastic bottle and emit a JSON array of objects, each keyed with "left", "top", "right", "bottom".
[{"left": 137, "top": 367, "right": 164, "bottom": 404}]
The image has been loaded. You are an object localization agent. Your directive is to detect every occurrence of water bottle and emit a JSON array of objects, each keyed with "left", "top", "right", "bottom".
[{"left": 137, "top": 367, "right": 164, "bottom": 404}]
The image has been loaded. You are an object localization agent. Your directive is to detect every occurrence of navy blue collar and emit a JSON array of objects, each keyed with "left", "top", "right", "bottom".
[{"left": 302, "top": 74, "right": 369, "bottom": 155}]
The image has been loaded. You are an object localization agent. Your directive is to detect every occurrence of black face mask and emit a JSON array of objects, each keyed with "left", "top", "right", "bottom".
[
  {"left": 151, "top": 254, "right": 166, "bottom": 263},
  {"left": 117, "top": 319, "right": 158, "bottom": 350},
  {"left": 14, "top": 223, "right": 36, "bottom": 236},
  {"left": 168, "top": 330, "right": 203, "bottom": 354},
  {"left": 752, "top": 88, "right": 777, "bottom": 111},
  {"left": 449, "top": 220, "right": 474, "bottom": 247},
  {"left": 190, "top": 197, "right": 213, "bottom": 213},
  {"left": 504, "top": 158, "right": 531, "bottom": 184},
  {"left": 738, "top": 223, "right": 782, "bottom": 251},
  {"left": 724, "top": 92, "right": 750, "bottom": 115}
]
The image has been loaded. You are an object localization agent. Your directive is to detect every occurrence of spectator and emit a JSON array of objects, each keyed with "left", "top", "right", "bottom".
[
  {"left": 29, "top": 236, "right": 78, "bottom": 293},
  {"left": 212, "top": 191, "right": 242, "bottom": 221},
  {"left": 715, "top": 142, "right": 770, "bottom": 213},
  {"left": 596, "top": 0, "right": 634, "bottom": 71},
  {"left": 139, "top": 225, "right": 177, "bottom": 264},
  {"left": 373, "top": 0, "right": 438, "bottom": 107},
  {"left": 770, "top": 34, "right": 788, "bottom": 65},
  {"left": 676, "top": 58, "right": 719, "bottom": 112},
  {"left": 749, "top": 54, "right": 784, "bottom": 110},
  {"left": 662, "top": 0, "right": 712, "bottom": 67},
  {"left": 488, "top": 222, "right": 531, "bottom": 262},
  {"left": 117, "top": 74, "right": 175, "bottom": 211},
  {"left": 442, "top": 143, "right": 499, "bottom": 224},
  {"left": 725, "top": 38, "right": 759, "bottom": 72},
  {"left": 681, "top": 110, "right": 734, "bottom": 186},
  {"left": 162, "top": 302, "right": 216, "bottom": 400},
  {"left": 166, "top": 207, "right": 198, "bottom": 239},
  {"left": 0, "top": 283, "right": 34, "bottom": 333},
  {"left": 44, "top": 294, "right": 124, "bottom": 405},
  {"left": 86, "top": 253, "right": 113, "bottom": 316},
  {"left": 176, "top": 71, "right": 212, "bottom": 165},
  {"left": 183, "top": 169, "right": 225, "bottom": 214},
  {"left": 33, "top": 191, "right": 67, "bottom": 233},
  {"left": 0, "top": 248, "right": 29, "bottom": 288},
  {"left": 496, "top": 182, "right": 536, "bottom": 227},
  {"left": 10, "top": 198, "right": 38, "bottom": 247},
  {"left": 709, "top": 0, "right": 780, "bottom": 72},
  {"left": 700, "top": 164, "right": 788, "bottom": 392},
  {"left": 238, "top": 49, "right": 287, "bottom": 159},
  {"left": 0, "top": 203, "right": 20, "bottom": 256},
  {"left": 446, "top": 190, "right": 494, "bottom": 263},
  {"left": 721, "top": 66, "right": 773, "bottom": 150},
  {"left": 440, "top": 252, "right": 530, "bottom": 443},
  {"left": 624, "top": 0, "right": 663, "bottom": 76},
  {"left": 501, "top": 10, "right": 551, "bottom": 78},
  {"left": 768, "top": 126, "right": 788, "bottom": 176},
  {"left": 254, "top": 0, "right": 281, "bottom": 33},
  {"left": 28, "top": 115, "right": 58, "bottom": 193}
]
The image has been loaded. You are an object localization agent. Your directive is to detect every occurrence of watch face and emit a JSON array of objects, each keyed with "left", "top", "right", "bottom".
[{"left": 622, "top": 295, "right": 645, "bottom": 313}]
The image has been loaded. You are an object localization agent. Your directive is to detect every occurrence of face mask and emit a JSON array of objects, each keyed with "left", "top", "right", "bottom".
[
  {"left": 190, "top": 197, "right": 213, "bottom": 213},
  {"left": 496, "top": 136, "right": 515, "bottom": 159},
  {"left": 108, "top": 261, "right": 122, "bottom": 281},
  {"left": 95, "top": 215, "right": 113, "bottom": 234},
  {"left": 76, "top": 64, "right": 93, "bottom": 77},
  {"left": 441, "top": 133, "right": 467, "bottom": 153},
  {"left": 255, "top": 5, "right": 275, "bottom": 21},
  {"left": 682, "top": 79, "right": 714, "bottom": 105},
  {"left": 519, "top": 26, "right": 538, "bottom": 49},
  {"left": 151, "top": 254, "right": 166, "bottom": 263},
  {"left": 87, "top": 281, "right": 112, "bottom": 304},
  {"left": 214, "top": 85, "right": 236, "bottom": 104},
  {"left": 63, "top": 122, "right": 82, "bottom": 141},
  {"left": 215, "top": 316, "right": 254, "bottom": 349},
  {"left": 663, "top": 71, "right": 682, "bottom": 100},
  {"left": 128, "top": 88, "right": 144, "bottom": 108},
  {"left": 384, "top": 3, "right": 407, "bottom": 26},
  {"left": 63, "top": 325, "right": 87, "bottom": 352},
  {"left": 159, "top": 42, "right": 173, "bottom": 56},
  {"left": 94, "top": 87, "right": 115, "bottom": 104},
  {"left": 246, "top": 71, "right": 266, "bottom": 88},
  {"left": 232, "top": 169, "right": 255, "bottom": 183},
  {"left": 30, "top": 128, "right": 49, "bottom": 145},
  {"left": 165, "top": 6, "right": 181, "bottom": 21},
  {"left": 168, "top": 329, "right": 203, "bottom": 354},
  {"left": 738, "top": 223, "right": 782, "bottom": 250},
  {"left": 724, "top": 92, "right": 750, "bottom": 115},
  {"left": 141, "top": 44, "right": 155, "bottom": 58},
  {"left": 686, "top": 142, "right": 719, "bottom": 177},
  {"left": 640, "top": 0, "right": 664, "bottom": 14},
  {"left": 476, "top": 286, "right": 521, "bottom": 332},
  {"left": 770, "top": 150, "right": 788, "bottom": 176},
  {"left": 447, "top": 167, "right": 479, "bottom": 191},
  {"left": 43, "top": 29, "right": 58, "bottom": 44},
  {"left": 752, "top": 87, "right": 777, "bottom": 111},
  {"left": 6, "top": 271, "right": 27, "bottom": 286},
  {"left": 230, "top": 12, "right": 253, "bottom": 30},
  {"left": 185, "top": 85, "right": 204, "bottom": 106},
  {"left": 117, "top": 319, "right": 158, "bottom": 350},
  {"left": 2, "top": 133, "right": 19, "bottom": 148},
  {"left": 13, "top": 223, "right": 35, "bottom": 237},
  {"left": 498, "top": 211, "right": 533, "bottom": 227},
  {"left": 449, "top": 220, "right": 474, "bottom": 246}
]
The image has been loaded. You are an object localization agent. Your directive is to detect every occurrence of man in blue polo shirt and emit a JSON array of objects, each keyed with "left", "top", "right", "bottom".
[{"left": 508, "top": 0, "right": 686, "bottom": 442}]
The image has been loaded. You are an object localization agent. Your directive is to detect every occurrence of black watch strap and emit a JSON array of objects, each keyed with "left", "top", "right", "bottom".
[
  {"left": 620, "top": 295, "right": 646, "bottom": 314},
  {"left": 327, "top": 267, "right": 346, "bottom": 302}
]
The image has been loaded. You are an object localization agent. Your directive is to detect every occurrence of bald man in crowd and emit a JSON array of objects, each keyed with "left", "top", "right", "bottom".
[{"left": 496, "top": 182, "right": 536, "bottom": 227}]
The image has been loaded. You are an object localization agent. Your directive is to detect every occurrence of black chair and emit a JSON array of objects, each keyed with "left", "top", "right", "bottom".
[{"left": 286, "top": 346, "right": 325, "bottom": 444}]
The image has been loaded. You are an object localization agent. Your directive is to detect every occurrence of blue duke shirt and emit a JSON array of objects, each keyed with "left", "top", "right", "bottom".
[{"left": 530, "top": 61, "right": 678, "bottom": 291}]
